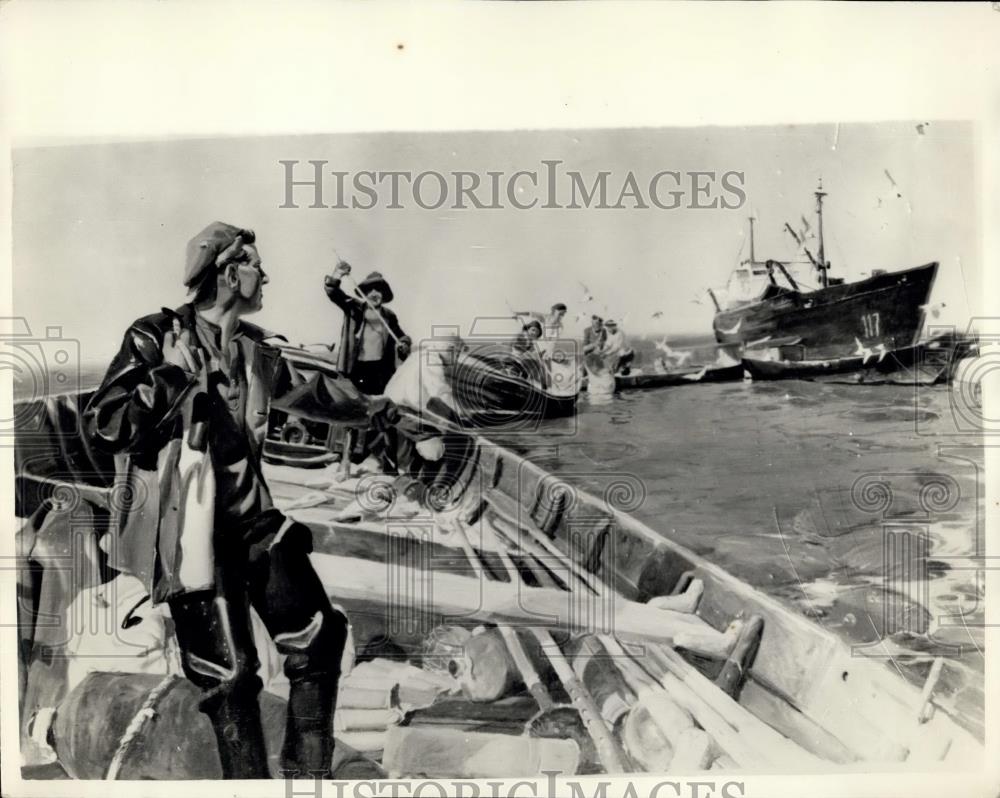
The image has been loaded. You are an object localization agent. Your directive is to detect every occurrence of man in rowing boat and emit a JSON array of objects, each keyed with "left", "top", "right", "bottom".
[
  {"left": 380, "top": 333, "right": 478, "bottom": 510},
  {"left": 582, "top": 314, "right": 606, "bottom": 356},
  {"left": 83, "top": 222, "right": 349, "bottom": 779},
  {"left": 512, "top": 319, "right": 544, "bottom": 355},
  {"left": 543, "top": 302, "right": 567, "bottom": 339},
  {"left": 324, "top": 261, "right": 412, "bottom": 395},
  {"left": 601, "top": 319, "right": 635, "bottom": 376}
]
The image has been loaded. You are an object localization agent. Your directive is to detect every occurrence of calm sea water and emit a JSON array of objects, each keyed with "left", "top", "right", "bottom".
[{"left": 496, "top": 375, "right": 986, "bottom": 727}]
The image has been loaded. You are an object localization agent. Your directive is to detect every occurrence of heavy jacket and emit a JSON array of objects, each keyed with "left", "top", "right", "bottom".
[
  {"left": 82, "top": 303, "right": 284, "bottom": 603},
  {"left": 324, "top": 276, "right": 410, "bottom": 375}
]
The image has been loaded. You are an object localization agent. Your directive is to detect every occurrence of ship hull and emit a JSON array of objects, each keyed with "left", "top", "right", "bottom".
[{"left": 713, "top": 262, "right": 938, "bottom": 357}]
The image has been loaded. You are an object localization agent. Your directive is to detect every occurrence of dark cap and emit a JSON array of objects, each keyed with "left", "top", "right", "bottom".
[{"left": 184, "top": 222, "right": 256, "bottom": 288}]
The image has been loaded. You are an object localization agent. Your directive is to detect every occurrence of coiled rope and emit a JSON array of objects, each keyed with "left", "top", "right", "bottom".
[{"left": 105, "top": 674, "right": 181, "bottom": 780}]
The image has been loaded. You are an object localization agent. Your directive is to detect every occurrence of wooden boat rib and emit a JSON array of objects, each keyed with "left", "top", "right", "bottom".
[{"left": 13, "top": 387, "right": 984, "bottom": 776}]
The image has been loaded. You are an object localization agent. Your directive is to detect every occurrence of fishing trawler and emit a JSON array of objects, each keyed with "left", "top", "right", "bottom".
[
  {"left": 710, "top": 183, "right": 939, "bottom": 360},
  {"left": 14, "top": 346, "right": 983, "bottom": 779}
]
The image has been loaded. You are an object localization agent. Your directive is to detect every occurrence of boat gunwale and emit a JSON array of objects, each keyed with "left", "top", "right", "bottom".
[{"left": 478, "top": 435, "right": 985, "bottom": 758}]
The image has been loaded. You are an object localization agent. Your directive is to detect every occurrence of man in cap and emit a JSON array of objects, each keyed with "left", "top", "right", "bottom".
[
  {"left": 84, "top": 222, "right": 349, "bottom": 779},
  {"left": 601, "top": 318, "right": 635, "bottom": 375},
  {"left": 325, "top": 261, "right": 411, "bottom": 395}
]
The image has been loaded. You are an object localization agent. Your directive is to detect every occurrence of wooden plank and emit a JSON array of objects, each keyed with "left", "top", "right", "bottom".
[
  {"left": 737, "top": 679, "right": 857, "bottom": 764},
  {"left": 310, "top": 553, "right": 732, "bottom": 656}
]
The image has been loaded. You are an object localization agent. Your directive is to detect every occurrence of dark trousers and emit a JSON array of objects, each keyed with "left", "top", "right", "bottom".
[
  {"left": 349, "top": 360, "right": 394, "bottom": 395},
  {"left": 168, "top": 509, "right": 348, "bottom": 779},
  {"left": 614, "top": 349, "right": 635, "bottom": 375}
]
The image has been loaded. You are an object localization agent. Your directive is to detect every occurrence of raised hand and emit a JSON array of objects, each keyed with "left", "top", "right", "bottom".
[{"left": 331, "top": 261, "right": 352, "bottom": 280}]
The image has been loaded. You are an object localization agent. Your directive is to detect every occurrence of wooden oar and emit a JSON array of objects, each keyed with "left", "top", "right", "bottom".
[
  {"left": 600, "top": 635, "right": 785, "bottom": 770},
  {"left": 484, "top": 487, "right": 790, "bottom": 767},
  {"left": 532, "top": 628, "right": 633, "bottom": 773},
  {"left": 644, "top": 644, "right": 822, "bottom": 769}
]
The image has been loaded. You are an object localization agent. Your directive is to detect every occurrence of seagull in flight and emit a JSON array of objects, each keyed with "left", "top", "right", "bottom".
[
  {"left": 655, "top": 338, "right": 691, "bottom": 366},
  {"left": 884, "top": 169, "right": 903, "bottom": 199},
  {"left": 655, "top": 337, "right": 675, "bottom": 355},
  {"left": 919, "top": 302, "right": 946, "bottom": 320},
  {"left": 854, "top": 337, "right": 875, "bottom": 364}
]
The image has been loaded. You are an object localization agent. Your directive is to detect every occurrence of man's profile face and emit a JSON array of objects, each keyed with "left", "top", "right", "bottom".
[
  {"left": 366, "top": 288, "right": 383, "bottom": 308},
  {"left": 233, "top": 243, "right": 268, "bottom": 313}
]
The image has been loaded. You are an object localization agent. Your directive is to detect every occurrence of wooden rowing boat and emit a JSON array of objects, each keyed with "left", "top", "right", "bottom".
[
  {"left": 267, "top": 441, "right": 983, "bottom": 770},
  {"left": 614, "top": 363, "right": 744, "bottom": 391},
  {"left": 450, "top": 347, "right": 579, "bottom": 425},
  {"left": 13, "top": 381, "right": 984, "bottom": 777},
  {"left": 742, "top": 333, "right": 977, "bottom": 385}
]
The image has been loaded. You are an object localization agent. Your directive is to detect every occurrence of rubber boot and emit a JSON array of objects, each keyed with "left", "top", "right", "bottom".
[
  {"left": 280, "top": 675, "right": 339, "bottom": 778},
  {"left": 205, "top": 695, "right": 272, "bottom": 779}
]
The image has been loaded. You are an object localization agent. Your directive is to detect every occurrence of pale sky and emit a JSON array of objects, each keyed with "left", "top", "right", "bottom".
[{"left": 13, "top": 122, "right": 979, "bottom": 366}]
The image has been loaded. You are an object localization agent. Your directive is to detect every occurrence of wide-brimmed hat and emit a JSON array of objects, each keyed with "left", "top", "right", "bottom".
[
  {"left": 604, "top": 319, "right": 618, "bottom": 328},
  {"left": 358, "top": 271, "right": 393, "bottom": 303}
]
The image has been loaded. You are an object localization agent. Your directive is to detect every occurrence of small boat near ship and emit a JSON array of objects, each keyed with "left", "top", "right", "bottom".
[
  {"left": 741, "top": 331, "right": 978, "bottom": 385},
  {"left": 14, "top": 358, "right": 984, "bottom": 779},
  {"left": 614, "top": 362, "right": 744, "bottom": 391},
  {"left": 710, "top": 183, "right": 939, "bottom": 362}
]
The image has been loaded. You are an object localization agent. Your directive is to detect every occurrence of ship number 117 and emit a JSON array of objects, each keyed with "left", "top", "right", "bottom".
[{"left": 860, "top": 312, "right": 881, "bottom": 338}]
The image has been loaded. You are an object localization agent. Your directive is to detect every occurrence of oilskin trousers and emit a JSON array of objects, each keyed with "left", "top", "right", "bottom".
[{"left": 167, "top": 509, "right": 348, "bottom": 779}]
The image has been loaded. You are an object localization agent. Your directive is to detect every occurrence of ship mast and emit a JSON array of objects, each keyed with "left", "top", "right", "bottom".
[
  {"left": 749, "top": 213, "right": 757, "bottom": 264},
  {"left": 815, "top": 179, "right": 829, "bottom": 288}
]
